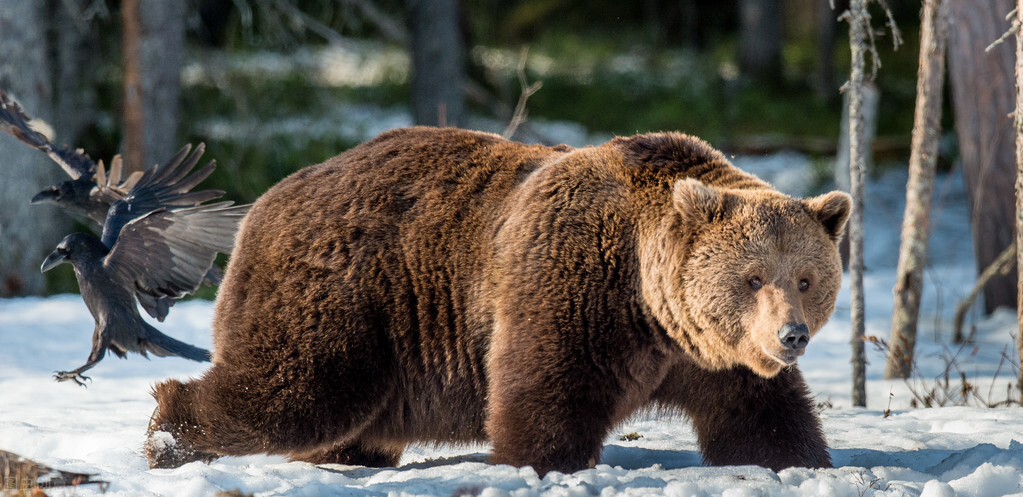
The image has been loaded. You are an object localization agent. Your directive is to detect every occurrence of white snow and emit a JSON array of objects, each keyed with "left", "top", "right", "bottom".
[{"left": 2, "top": 164, "right": 1022, "bottom": 497}]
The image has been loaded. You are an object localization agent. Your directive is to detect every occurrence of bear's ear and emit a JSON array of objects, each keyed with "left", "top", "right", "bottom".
[
  {"left": 672, "top": 178, "right": 723, "bottom": 226},
  {"left": 804, "top": 191, "right": 852, "bottom": 242}
]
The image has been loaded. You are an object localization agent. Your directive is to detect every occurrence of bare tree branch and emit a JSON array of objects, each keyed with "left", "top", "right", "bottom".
[
  {"left": 346, "top": 0, "right": 408, "bottom": 45},
  {"left": 876, "top": 0, "right": 904, "bottom": 49},
  {"left": 265, "top": 0, "right": 349, "bottom": 46},
  {"left": 987, "top": 17, "right": 1020, "bottom": 52},
  {"left": 953, "top": 241, "right": 1017, "bottom": 343},
  {"left": 502, "top": 48, "right": 543, "bottom": 140},
  {"left": 228, "top": 0, "right": 409, "bottom": 48}
]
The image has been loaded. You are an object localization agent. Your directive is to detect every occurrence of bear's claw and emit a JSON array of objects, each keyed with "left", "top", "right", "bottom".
[{"left": 144, "top": 406, "right": 218, "bottom": 469}]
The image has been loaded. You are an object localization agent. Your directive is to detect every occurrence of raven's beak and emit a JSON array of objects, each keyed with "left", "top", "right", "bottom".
[
  {"left": 40, "top": 250, "right": 67, "bottom": 273},
  {"left": 31, "top": 187, "right": 59, "bottom": 204}
]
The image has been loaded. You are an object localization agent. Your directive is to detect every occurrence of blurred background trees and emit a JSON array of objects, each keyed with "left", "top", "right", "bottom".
[
  {"left": 0, "top": 0, "right": 66, "bottom": 296},
  {"left": 0, "top": 0, "right": 1015, "bottom": 326},
  {"left": 947, "top": 0, "right": 1017, "bottom": 315}
]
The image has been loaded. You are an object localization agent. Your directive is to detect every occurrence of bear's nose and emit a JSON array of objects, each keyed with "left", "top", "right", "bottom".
[{"left": 778, "top": 322, "right": 810, "bottom": 350}]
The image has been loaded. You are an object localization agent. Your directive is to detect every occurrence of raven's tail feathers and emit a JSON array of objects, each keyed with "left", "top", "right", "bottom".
[{"left": 143, "top": 328, "right": 211, "bottom": 363}]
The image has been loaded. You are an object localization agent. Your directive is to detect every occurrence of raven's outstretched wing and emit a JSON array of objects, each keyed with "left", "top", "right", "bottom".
[
  {"left": 0, "top": 90, "right": 97, "bottom": 180},
  {"left": 103, "top": 202, "right": 249, "bottom": 319},
  {"left": 125, "top": 143, "right": 225, "bottom": 211},
  {"left": 100, "top": 144, "right": 226, "bottom": 248}
]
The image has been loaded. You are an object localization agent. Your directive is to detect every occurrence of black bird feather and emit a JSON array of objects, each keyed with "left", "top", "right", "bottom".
[{"left": 0, "top": 91, "right": 96, "bottom": 180}]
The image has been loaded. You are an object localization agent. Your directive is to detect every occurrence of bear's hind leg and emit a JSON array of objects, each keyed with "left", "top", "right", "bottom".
[
  {"left": 145, "top": 379, "right": 222, "bottom": 469},
  {"left": 290, "top": 440, "right": 403, "bottom": 467},
  {"left": 146, "top": 353, "right": 396, "bottom": 469}
]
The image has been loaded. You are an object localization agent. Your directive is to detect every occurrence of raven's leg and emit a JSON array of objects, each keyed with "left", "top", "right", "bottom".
[
  {"left": 54, "top": 365, "right": 96, "bottom": 386},
  {"left": 55, "top": 331, "right": 108, "bottom": 386}
]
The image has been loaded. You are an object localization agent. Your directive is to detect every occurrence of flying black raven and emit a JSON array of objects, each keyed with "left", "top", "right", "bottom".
[
  {"left": 3, "top": 89, "right": 232, "bottom": 305},
  {"left": 0, "top": 90, "right": 223, "bottom": 227},
  {"left": 1, "top": 90, "right": 137, "bottom": 224},
  {"left": 41, "top": 197, "right": 248, "bottom": 385}
]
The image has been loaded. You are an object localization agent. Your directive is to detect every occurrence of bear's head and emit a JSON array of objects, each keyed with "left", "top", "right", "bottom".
[{"left": 641, "top": 178, "right": 851, "bottom": 378}]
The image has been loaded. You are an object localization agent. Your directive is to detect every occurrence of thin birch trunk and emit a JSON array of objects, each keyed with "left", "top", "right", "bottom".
[
  {"left": 884, "top": 0, "right": 949, "bottom": 379},
  {"left": 1015, "top": 0, "right": 1023, "bottom": 403},
  {"left": 847, "top": 0, "right": 869, "bottom": 407}
]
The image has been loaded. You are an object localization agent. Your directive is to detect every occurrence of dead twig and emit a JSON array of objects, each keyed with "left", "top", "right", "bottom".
[
  {"left": 502, "top": 47, "right": 543, "bottom": 140},
  {"left": 985, "top": 7, "right": 1020, "bottom": 52},
  {"left": 838, "top": 0, "right": 902, "bottom": 81},
  {"left": 987, "top": 21, "right": 1020, "bottom": 51},
  {"left": 866, "top": 335, "right": 1020, "bottom": 408}
]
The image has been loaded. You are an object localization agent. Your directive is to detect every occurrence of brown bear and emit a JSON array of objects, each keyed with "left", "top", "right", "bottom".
[{"left": 145, "top": 126, "right": 850, "bottom": 475}]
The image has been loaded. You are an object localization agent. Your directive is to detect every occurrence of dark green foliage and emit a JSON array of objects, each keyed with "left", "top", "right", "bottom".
[{"left": 34, "top": 1, "right": 928, "bottom": 299}]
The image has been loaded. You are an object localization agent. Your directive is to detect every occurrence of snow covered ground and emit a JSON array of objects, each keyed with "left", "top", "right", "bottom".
[{"left": 2, "top": 163, "right": 1021, "bottom": 496}]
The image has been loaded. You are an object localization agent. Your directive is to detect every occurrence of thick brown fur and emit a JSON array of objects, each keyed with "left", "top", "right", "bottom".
[{"left": 146, "top": 127, "right": 850, "bottom": 475}]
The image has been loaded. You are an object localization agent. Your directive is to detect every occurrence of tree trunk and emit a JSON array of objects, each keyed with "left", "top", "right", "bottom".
[
  {"left": 139, "top": 0, "right": 184, "bottom": 167},
  {"left": 948, "top": 0, "right": 1018, "bottom": 314},
  {"left": 122, "top": 0, "right": 184, "bottom": 171},
  {"left": 835, "top": 83, "right": 878, "bottom": 269},
  {"left": 816, "top": 0, "right": 838, "bottom": 102},
  {"left": 406, "top": 0, "right": 465, "bottom": 127},
  {"left": 884, "top": 0, "right": 949, "bottom": 379},
  {"left": 1015, "top": 0, "right": 1023, "bottom": 403},
  {"left": 52, "top": 1, "right": 103, "bottom": 147},
  {"left": 847, "top": 0, "right": 870, "bottom": 408},
  {"left": 835, "top": 83, "right": 879, "bottom": 192},
  {"left": 739, "top": 0, "right": 783, "bottom": 83},
  {"left": 0, "top": 0, "right": 69, "bottom": 296},
  {"left": 122, "top": 0, "right": 144, "bottom": 173}
]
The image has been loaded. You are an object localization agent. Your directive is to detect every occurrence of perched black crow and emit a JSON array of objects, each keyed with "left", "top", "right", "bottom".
[
  {"left": 0, "top": 90, "right": 224, "bottom": 227},
  {"left": 41, "top": 197, "right": 248, "bottom": 385}
]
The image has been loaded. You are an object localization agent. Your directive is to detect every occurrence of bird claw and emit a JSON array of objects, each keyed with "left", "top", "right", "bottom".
[{"left": 54, "top": 371, "right": 91, "bottom": 387}]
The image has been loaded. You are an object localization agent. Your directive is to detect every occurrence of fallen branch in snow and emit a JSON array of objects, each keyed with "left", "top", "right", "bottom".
[{"left": 0, "top": 449, "right": 109, "bottom": 493}]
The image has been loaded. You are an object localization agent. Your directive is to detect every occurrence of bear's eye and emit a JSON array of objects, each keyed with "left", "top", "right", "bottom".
[
  {"left": 749, "top": 276, "right": 763, "bottom": 290},
  {"left": 798, "top": 279, "right": 810, "bottom": 292}
]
